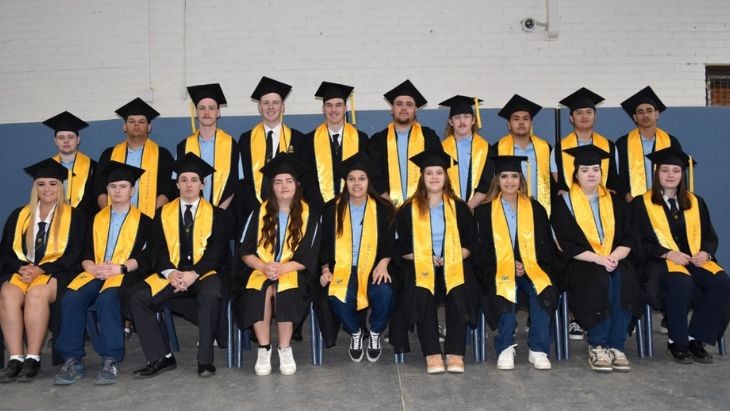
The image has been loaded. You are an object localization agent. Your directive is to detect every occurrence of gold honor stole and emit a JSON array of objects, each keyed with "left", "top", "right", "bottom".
[
  {"left": 250, "top": 123, "right": 293, "bottom": 202},
  {"left": 184, "top": 129, "right": 233, "bottom": 206},
  {"left": 246, "top": 201, "right": 310, "bottom": 292},
  {"left": 627, "top": 128, "right": 671, "bottom": 197},
  {"left": 442, "top": 134, "right": 489, "bottom": 201},
  {"left": 110, "top": 140, "right": 159, "bottom": 217},
  {"left": 314, "top": 123, "right": 360, "bottom": 203},
  {"left": 387, "top": 123, "right": 425, "bottom": 207},
  {"left": 641, "top": 192, "right": 723, "bottom": 275},
  {"left": 10, "top": 204, "right": 72, "bottom": 293},
  {"left": 412, "top": 197, "right": 464, "bottom": 295},
  {"left": 560, "top": 133, "right": 611, "bottom": 189},
  {"left": 144, "top": 199, "right": 216, "bottom": 296},
  {"left": 329, "top": 197, "right": 378, "bottom": 310},
  {"left": 53, "top": 152, "right": 91, "bottom": 208},
  {"left": 493, "top": 194, "right": 551, "bottom": 303},
  {"left": 498, "top": 135, "right": 552, "bottom": 214},
  {"left": 68, "top": 207, "right": 142, "bottom": 292},
  {"left": 568, "top": 184, "right": 615, "bottom": 256}
]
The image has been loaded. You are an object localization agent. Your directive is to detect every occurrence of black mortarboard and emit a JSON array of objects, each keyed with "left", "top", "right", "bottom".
[
  {"left": 173, "top": 153, "right": 216, "bottom": 180},
  {"left": 337, "top": 152, "right": 380, "bottom": 179},
  {"left": 259, "top": 152, "right": 309, "bottom": 179},
  {"left": 42, "top": 111, "right": 88, "bottom": 134},
  {"left": 439, "top": 95, "right": 482, "bottom": 117},
  {"left": 115, "top": 98, "right": 160, "bottom": 121},
  {"left": 498, "top": 94, "right": 542, "bottom": 119},
  {"left": 409, "top": 148, "right": 456, "bottom": 170},
  {"left": 101, "top": 161, "right": 146, "bottom": 184},
  {"left": 559, "top": 88, "right": 605, "bottom": 113},
  {"left": 620, "top": 86, "right": 666, "bottom": 117},
  {"left": 251, "top": 76, "right": 293, "bottom": 101},
  {"left": 384, "top": 80, "right": 428, "bottom": 108},
  {"left": 645, "top": 146, "right": 695, "bottom": 168},
  {"left": 24, "top": 158, "right": 70, "bottom": 181},
  {"left": 563, "top": 145, "right": 611, "bottom": 167},
  {"left": 494, "top": 155, "right": 528, "bottom": 174},
  {"left": 187, "top": 83, "right": 227, "bottom": 106},
  {"left": 315, "top": 81, "right": 354, "bottom": 102}
]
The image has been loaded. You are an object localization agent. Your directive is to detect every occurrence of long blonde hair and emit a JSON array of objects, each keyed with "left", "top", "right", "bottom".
[
  {"left": 24, "top": 179, "right": 68, "bottom": 257},
  {"left": 484, "top": 172, "right": 528, "bottom": 203}
]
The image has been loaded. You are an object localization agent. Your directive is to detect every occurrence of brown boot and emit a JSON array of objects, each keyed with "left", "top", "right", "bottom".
[
  {"left": 426, "top": 354, "right": 445, "bottom": 374},
  {"left": 446, "top": 355, "right": 464, "bottom": 373}
]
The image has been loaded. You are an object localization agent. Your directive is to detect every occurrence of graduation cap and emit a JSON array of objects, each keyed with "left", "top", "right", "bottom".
[
  {"left": 337, "top": 152, "right": 380, "bottom": 179},
  {"left": 498, "top": 94, "right": 542, "bottom": 119},
  {"left": 187, "top": 83, "right": 227, "bottom": 106},
  {"left": 439, "top": 95, "right": 482, "bottom": 117},
  {"left": 315, "top": 81, "right": 354, "bottom": 102},
  {"left": 24, "top": 158, "right": 70, "bottom": 181},
  {"left": 251, "top": 76, "right": 293, "bottom": 101},
  {"left": 173, "top": 153, "right": 216, "bottom": 180},
  {"left": 384, "top": 80, "right": 427, "bottom": 108},
  {"left": 259, "top": 152, "right": 309, "bottom": 180},
  {"left": 620, "top": 86, "right": 667, "bottom": 117},
  {"left": 42, "top": 111, "right": 88, "bottom": 134},
  {"left": 409, "top": 148, "right": 456, "bottom": 170},
  {"left": 559, "top": 88, "right": 604, "bottom": 113},
  {"left": 645, "top": 146, "right": 695, "bottom": 168},
  {"left": 101, "top": 161, "right": 145, "bottom": 185},
  {"left": 563, "top": 145, "right": 611, "bottom": 167},
  {"left": 115, "top": 98, "right": 160, "bottom": 122},
  {"left": 494, "top": 155, "right": 528, "bottom": 174}
]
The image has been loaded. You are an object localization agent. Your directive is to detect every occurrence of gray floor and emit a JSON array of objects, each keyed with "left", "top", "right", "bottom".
[{"left": 2, "top": 313, "right": 729, "bottom": 411}]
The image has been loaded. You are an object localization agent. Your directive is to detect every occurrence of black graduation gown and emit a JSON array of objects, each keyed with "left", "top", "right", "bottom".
[
  {"left": 314, "top": 198, "right": 398, "bottom": 347},
  {"left": 69, "top": 155, "right": 99, "bottom": 219},
  {"left": 550, "top": 192, "right": 642, "bottom": 329},
  {"left": 553, "top": 137, "right": 620, "bottom": 194},
  {"left": 473, "top": 198, "right": 558, "bottom": 330},
  {"left": 615, "top": 133, "right": 681, "bottom": 200},
  {"left": 367, "top": 124, "right": 441, "bottom": 195},
  {"left": 233, "top": 205, "right": 321, "bottom": 329}
]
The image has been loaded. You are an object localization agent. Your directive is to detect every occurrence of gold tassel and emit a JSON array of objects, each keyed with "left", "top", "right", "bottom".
[
  {"left": 689, "top": 155, "right": 694, "bottom": 192},
  {"left": 350, "top": 92, "right": 357, "bottom": 126},
  {"left": 188, "top": 100, "right": 197, "bottom": 134},
  {"left": 474, "top": 96, "right": 482, "bottom": 129}
]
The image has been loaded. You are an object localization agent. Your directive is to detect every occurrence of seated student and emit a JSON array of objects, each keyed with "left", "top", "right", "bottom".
[
  {"left": 54, "top": 162, "right": 151, "bottom": 385},
  {"left": 391, "top": 148, "right": 479, "bottom": 374},
  {"left": 234, "top": 153, "right": 320, "bottom": 376},
  {"left": 551, "top": 145, "right": 641, "bottom": 373},
  {"left": 631, "top": 147, "right": 730, "bottom": 364},
  {"left": 474, "top": 156, "right": 557, "bottom": 371},
  {"left": 130, "top": 153, "right": 226, "bottom": 378},
  {"left": 317, "top": 153, "right": 396, "bottom": 363},
  {"left": 0, "top": 159, "right": 86, "bottom": 383}
]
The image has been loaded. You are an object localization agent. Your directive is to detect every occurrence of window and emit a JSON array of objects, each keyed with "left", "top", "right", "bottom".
[{"left": 706, "top": 66, "right": 730, "bottom": 106}]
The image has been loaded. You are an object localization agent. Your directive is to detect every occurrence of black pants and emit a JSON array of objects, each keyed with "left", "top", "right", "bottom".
[{"left": 416, "top": 268, "right": 466, "bottom": 357}]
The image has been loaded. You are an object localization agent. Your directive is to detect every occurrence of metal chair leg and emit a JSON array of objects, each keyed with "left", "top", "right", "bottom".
[
  {"left": 718, "top": 336, "right": 726, "bottom": 355},
  {"left": 309, "top": 304, "right": 323, "bottom": 366},
  {"left": 644, "top": 304, "right": 654, "bottom": 358},
  {"left": 636, "top": 316, "right": 646, "bottom": 359},
  {"left": 560, "top": 292, "right": 570, "bottom": 360},
  {"left": 394, "top": 352, "right": 405, "bottom": 364},
  {"left": 553, "top": 306, "right": 564, "bottom": 361},
  {"left": 227, "top": 301, "right": 235, "bottom": 368}
]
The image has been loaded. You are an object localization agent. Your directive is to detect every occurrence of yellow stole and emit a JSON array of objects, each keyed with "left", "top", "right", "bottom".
[
  {"left": 441, "top": 134, "right": 489, "bottom": 201},
  {"left": 53, "top": 152, "right": 91, "bottom": 208},
  {"left": 9, "top": 203, "right": 72, "bottom": 293},
  {"left": 144, "top": 199, "right": 216, "bottom": 296},
  {"left": 250, "top": 123, "right": 294, "bottom": 202},
  {"left": 110, "top": 139, "right": 159, "bottom": 217},
  {"left": 386, "top": 123, "right": 426, "bottom": 206},
  {"left": 492, "top": 194, "right": 552, "bottom": 303},
  {"left": 412, "top": 196, "right": 464, "bottom": 295},
  {"left": 67, "top": 206, "right": 142, "bottom": 292},
  {"left": 641, "top": 192, "right": 723, "bottom": 275},
  {"left": 313, "top": 123, "right": 360, "bottom": 203},
  {"left": 560, "top": 132, "right": 611, "bottom": 188},
  {"left": 183, "top": 129, "right": 233, "bottom": 206},
  {"left": 568, "top": 184, "right": 615, "bottom": 256},
  {"left": 627, "top": 128, "right": 671, "bottom": 197},
  {"left": 498, "top": 135, "right": 552, "bottom": 214},
  {"left": 329, "top": 197, "right": 379, "bottom": 310},
  {"left": 246, "top": 201, "right": 310, "bottom": 292}
]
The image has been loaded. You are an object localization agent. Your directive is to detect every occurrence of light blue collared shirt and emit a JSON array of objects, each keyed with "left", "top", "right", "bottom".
[
  {"left": 61, "top": 159, "right": 74, "bottom": 194},
  {"left": 430, "top": 201, "right": 445, "bottom": 257},
  {"left": 561, "top": 192, "right": 604, "bottom": 243},
  {"left": 198, "top": 136, "right": 216, "bottom": 201},
  {"left": 513, "top": 142, "right": 538, "bottom": 199},
  {"left": 397, "top": 130, "right": 410, "bottom": 200},
  {"left": 126, "top": 145, "right": 144, "bottom": 207},
  {"left": 349, "top": 201, "right": 366, "bottom": 263},
  {"left": 501, "top": 198, "right": 517, "bottom": 245},
  {"left": 104, "top": 209, "right": 129, "bottom": 262},
  {"left": 456, "top": 136, "right": 472, "bottom": 200},
  {"left": 276, "top": 211, "right": 289, "bottom": 261},
  {"left": 641, "top": 135, "right": 655, "bottom": 189}
]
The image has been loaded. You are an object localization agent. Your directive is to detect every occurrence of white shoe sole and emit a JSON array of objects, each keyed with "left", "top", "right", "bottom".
[
  {"left": 280, "top": 367, "right": 296, "bottom": 375},
  {"left": 497, "top": 363, "right": 514, "bottom": 370},
  {"left": 255, "top": 367, "right": 271, "bottom": 376}
]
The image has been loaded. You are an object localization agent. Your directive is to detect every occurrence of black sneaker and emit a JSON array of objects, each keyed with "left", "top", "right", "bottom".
[
  {"left": 366, "top": 333, "right": 382, "bottom": 362},
  {"left": 17, "top": 358, "right": 41, "bottom": 382},
  {"left": 667, "top": 342, "right": 693, "bottom": 364},
  {"left": 688, "top": 340, "right": 713, "bottom": 364},
  {"left": 0, "top": 359, "right": 23, "bottom": 383},
  {"left": 349, "top": 331, "right": 364, "bottom": 362},
  {"left": 568, "top": 321, "right": 585, "bottom": 340}
]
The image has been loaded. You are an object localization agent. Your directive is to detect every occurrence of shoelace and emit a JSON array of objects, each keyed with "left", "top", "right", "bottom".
[
  {"left": 369, "top": 334, "right": 380, "bottom": 350},
  {"left": 352, "top": 333, "right": 363, "bottom": 350},
  {"left": 62, "top": 359, "right": 77, "bottom": 373},
  {"left": 593, "top": 347, "right": 611, "bottom": 362},
  {"left": 103, "top": 361, "right": 119, "bottom": 376}
]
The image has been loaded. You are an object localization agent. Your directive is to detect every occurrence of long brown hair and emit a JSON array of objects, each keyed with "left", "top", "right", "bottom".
[
  {"left": 408, "top": 166, "right": 458, "bottom": 217},
  {"left": 650, "top": 166, "right": 691, "bottom": 210},
  {"left": 259, "top": 176, "right": 305, "bottom": 253},
  {"left": 484, "top": 172, "right": 528, "bottom": 203},
  {"left": 335, "top": 173, "right": 395, "bottom": 237}
]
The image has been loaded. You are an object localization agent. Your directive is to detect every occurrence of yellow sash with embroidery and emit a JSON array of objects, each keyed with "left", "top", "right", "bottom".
[
  {"left": 412, "top": 197, "right": 464, "bottom": 295},
  {"left": 386, "top": 123, "right": 426, "bottom": 207},
  {"left": 329, "top": 197, "right": 378, "bottom": 310},
  {"left": 313, "top": 123, "right": 360, "bottom": 203},
  {"left": 642, "top": 192, "right": 723, "bottom": 275},
  {"left": 110, "top": 139, "right": 159, "bottom": 217},
  {"left": 627, "top": 128, "right": 671, "bottom": 197},
  {"left": 498, "top": 135, "right": 552, "bottom": 214},
  {"left": 560, "top": 133, "right": 611, "bottom": 188},
  {"left": 184, "top": 129, "right": 233, "bottom": 206},
  {"left": 442, "top": 134, "right": 489, "bottom": 201},
  {"left": 246, "top": 201, "right": 310, "bottom": 292},
  {"left": 492, "top": 194, "right": 551, "bottom": 303},
  {"left": 568, "top": 184, "right": 615, "bottom": 256},
  {"left": 53, "top": 152, "right": 91, "bottom": 208},
  {"left": 10, "top": 204, "right": 72, "bottom": 293},
  {"left": 250, "top": 123, "right": 293, "bottom": 202}
]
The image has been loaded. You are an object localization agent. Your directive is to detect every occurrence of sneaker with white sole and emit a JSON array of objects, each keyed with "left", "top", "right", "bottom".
[
  {"left": 608, "top": 348, "right": 631, "bottom": 372},
  {"left": 366, "top": 332, "right": 382, "bottom": 362},
  {"left": 254, "top": 347, "right": 272, "bottom": 376},
  {"left": 95, "top": 359, "right": 119, "bottom": 385},
  {"left": 588, "top": 346, "right": 613, "bottom": 372},
  {"left": 278, "top": 346, "right": 297, "bottom": 375},
  {"left": 528, "top": 350, "right": 551, "bottom": 370},
  {"left": 349, "top": 331, "right": 364, "bottom": 362},
  {"left": 54, "top": 358, "right": 85, "bottom": 385},
  {"left": 497, "top": 345, "right": 517, "bottom": 370},
  {"left": 569, "top": 321, "right": 585, "bottom": 340}
]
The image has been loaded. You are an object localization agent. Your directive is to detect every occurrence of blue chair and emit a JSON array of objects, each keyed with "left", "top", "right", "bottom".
[
  {"left": 310, "top": 303, "right": 324, "bottom": 366},
  {"left": 642, "top": 304, "right": 726, "bottom": 357},
  {"left": 155, "top": 307, "right": 180, "bottom": 353}
]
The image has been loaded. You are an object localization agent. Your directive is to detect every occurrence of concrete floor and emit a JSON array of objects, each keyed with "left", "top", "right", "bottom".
[{"left": 2, "top": 312, "right": 729, "bottom": 411}]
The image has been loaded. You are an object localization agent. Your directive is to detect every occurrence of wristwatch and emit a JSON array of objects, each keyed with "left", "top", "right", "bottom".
[{"left": 120, "top": 264, "right": 129, "bottom": 274}]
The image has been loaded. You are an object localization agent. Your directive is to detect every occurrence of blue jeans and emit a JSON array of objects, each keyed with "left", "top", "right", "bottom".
[
  {"left": 587, "top": 269, "right": 631, "bottom": 351},
  {"left": 329, "top": 267, "right": 394, "bottom": 334},
  {"left": 494, "top": 275, "right": 552, "bottom": 354}
]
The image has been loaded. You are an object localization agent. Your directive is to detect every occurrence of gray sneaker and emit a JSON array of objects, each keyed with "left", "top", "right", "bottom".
[
  {"left": 54, "top": 358, "right": 85, "bottom": 385},
  {"left": 95, "top": 359, "right": 119, "bottom": 385}
]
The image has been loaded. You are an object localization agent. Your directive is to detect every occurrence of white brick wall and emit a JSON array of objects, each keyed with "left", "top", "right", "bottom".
[{"left": 1, "top": 0, "right": 729, "bottom": 123}]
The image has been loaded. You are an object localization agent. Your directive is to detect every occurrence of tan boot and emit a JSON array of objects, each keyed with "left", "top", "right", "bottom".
[
  {"left": 426, "top": 354, "right": 445, "bottom": 374},
  {"left": 446, "top": 355, "right": 464, "bottom": 373}
]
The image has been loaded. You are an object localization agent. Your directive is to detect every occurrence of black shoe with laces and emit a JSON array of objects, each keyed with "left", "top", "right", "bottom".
[
  {"left": 688, "top": 340, "right": 713, "bottom": 364},
  {"left": 349, "top": 332, "right": 364, "bottom": 362},
  {"left": 17, "top": 358, "right": 41, "bottom": 382},
  {"left": 366, "top": 333, "right": 382, "bottom": 362},
  {"left": 667, "top": 342, "right": 693, "bottom": 364}
]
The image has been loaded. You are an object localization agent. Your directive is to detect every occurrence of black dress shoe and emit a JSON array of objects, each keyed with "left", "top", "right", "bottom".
[
  {"left": 16, "top": 358, "right": 41, "bottom": 382},
  {"left": 667, "top": 342, "right": 693, "bottom": 364},
  {"left": 197, "top": 363, "right": 216, "bottom": 378},
  {"left": 688, "top": 340, "right": 713, "bottom": 364},
  {"left": 133, "top": 355, "right": 177, "bottom": 378},
  {"left": 0, "top": 359, "right": 23, "bottom": 383}
]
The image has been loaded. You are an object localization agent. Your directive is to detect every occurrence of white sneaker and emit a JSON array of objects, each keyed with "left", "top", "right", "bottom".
[
  {"left": 528, "top": 350, "right": 551, "bottom": 370},
  {"left": 588, "top": 346, "right": 613, "bottom": 373},
  {"left": 254, "top": 348, "right": 272, "bottom": 376},
  {"left": 608, "top": 348, "right": 631, "bottom": 372},
  {"left": 278, "top": 346, "right": 297, "bottom": 375},
  {"left": 497, "top": 345, "right": 517, "bottom": 370}
]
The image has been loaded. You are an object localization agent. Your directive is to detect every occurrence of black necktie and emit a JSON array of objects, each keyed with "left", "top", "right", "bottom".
[
  {"left": 184, "top": 204, "right": 193, "bottom": 239},
  {"left": 265, "top": 130, "right": 274, "bottom": 164},
  {"left": 332, "top": 133, "right": 341, "bottom": 160},
  {"left": 35, "top": 222, "right": 47, "bottom": 265},
  {"left": 668, "top": 198, "right": 679, "bottom": 221}
]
